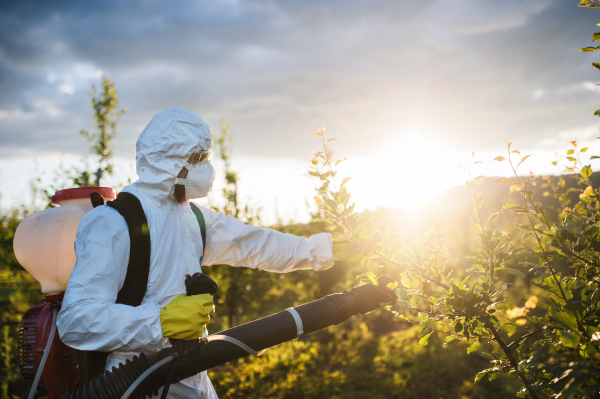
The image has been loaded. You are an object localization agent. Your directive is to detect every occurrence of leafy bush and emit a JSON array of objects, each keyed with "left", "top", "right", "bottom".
[
  {"left": 210, "top": 316, "right": 521, "bottom": 399},
  {"left": 309, "top": 130, "right": 600, "bottom": 398}
]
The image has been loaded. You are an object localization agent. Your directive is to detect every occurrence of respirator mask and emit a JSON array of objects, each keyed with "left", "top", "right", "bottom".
[{"left": 175, "top": 149, "right": 216, "bottom": 200}]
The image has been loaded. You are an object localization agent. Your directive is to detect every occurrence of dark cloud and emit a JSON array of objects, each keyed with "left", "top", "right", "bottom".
[{"left": 0, "top": 0, "right": 598, "bottom": 161}]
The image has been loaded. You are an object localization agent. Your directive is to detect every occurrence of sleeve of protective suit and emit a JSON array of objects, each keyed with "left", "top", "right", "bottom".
[
  {"left": 199, "top": 206, "right": 334, "bottom": 272},
  {"left": 57, "top": 206, "right": 164, "bottom": 353}
]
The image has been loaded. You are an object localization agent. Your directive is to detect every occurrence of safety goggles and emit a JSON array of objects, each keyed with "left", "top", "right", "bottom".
[{"left": 187, "top": 150, "right": 212, "bottom": 165}]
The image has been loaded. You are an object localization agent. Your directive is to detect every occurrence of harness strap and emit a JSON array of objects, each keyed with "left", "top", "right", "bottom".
[
  {"left": 190, "top": 202, "right": 207, "bottom": 258},
  {"left": 107, "top": 192, "right": 151, "bottom": 307}
]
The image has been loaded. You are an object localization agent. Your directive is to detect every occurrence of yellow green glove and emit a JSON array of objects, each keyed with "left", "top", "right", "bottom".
[{"left": 160, "top": 293, "right": 215, "bottom": 340}]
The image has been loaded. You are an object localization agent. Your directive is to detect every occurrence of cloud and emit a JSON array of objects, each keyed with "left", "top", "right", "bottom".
[{"left": 0, "top": 0, "right": 598, "bottom": 163}]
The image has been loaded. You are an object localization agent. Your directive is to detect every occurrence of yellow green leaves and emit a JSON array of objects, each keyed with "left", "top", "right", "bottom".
[
  {"left": 579, "top": 0, "right": 600, "bottom": 8},
  {"left": 581, "top": 165, "right": 593, "bottom": 178},
  {"left": 467, "top": 341, "right": 480, "bottom": 354},
  {"left": 517, "top": 154, "right": 531, "bottom": 166},
  {"left": 509, "top": 184, "right": 523, "bottom": 194},
  {"left": 548, "top": 307, "right": 579, "bottom": 331},
  {"left": 419, "top": 331, "right": 433, "bottom": 347},
  {"left": 366, "top": 272, "right": 378, "bottom": 286},
  {"left": 558, "top": 331, "right": 580, "bottom": 348},
  {"left": 501, "top": 203, "right": 529, "bottom": 214},
  {"left": 580, "top": 185, "right": 595, "bottom": 200},
  {"left": 503, "top": 268, "right": 525, "bottom": 279},
  {"left": 493, "top": 155, "right": 505, "bottom": 162},
  {"left": 474, "top": 369, "right": 499, "bottom": 384}
]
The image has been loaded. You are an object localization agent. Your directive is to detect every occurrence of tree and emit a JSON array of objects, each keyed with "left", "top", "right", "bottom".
[
  {"left": 79, "top": 76, "right": 125, "bottom": 187},
  {"left": 307, "top": 6, "right": 600, "bottom": 395}
]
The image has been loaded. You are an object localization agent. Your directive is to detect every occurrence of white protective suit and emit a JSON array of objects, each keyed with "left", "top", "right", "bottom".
[{"left": 57, "top": 108, "right": 334, "bottom": 398}]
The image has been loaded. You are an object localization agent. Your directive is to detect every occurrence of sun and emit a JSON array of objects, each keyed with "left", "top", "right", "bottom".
[{"left": 338, "top": 128, "right": 466, "bottom": 213}]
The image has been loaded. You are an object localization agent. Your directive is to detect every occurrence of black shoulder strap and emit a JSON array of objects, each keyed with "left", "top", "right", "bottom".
[
  {"left": 190, "top": 202, "right": 206, "bottom": 257},
  {"left": 106, "top": 192, "right": 151, "bottom": 307},
  {"left": 78, "top": 191, "right": 151, "bottom": 384}
]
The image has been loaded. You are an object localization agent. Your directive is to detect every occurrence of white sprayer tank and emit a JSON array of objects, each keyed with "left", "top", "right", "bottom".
[{"left": 14, "top": 187, "right": 116, "bottom": 294}]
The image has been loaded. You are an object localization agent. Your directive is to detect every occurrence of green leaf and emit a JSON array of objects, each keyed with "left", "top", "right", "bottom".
[
  {"left": 367, "top": 272, "right": 378, "bottom": 286},
  {"left": 487, "top": 212, "right": 502, "bottom": 225},
  {"left": 505, "top": 324, "right": 517, "bottom": 337},
  {"left": 594, "top": 32, "right": 600, "bottom": 42},
  {"left": 501, "top": 203, "right": 529, "bottom": 214},
  {"left": 487, "top": 371, "right": 499, "bottom": 382},
  {"left": 581, "top": 147, "right": 589, "bottom": 153},
  {"left": 386, "top": 281, "right": 398, "bottom": 290},
  {"left": 445, "top": 334, "right": 459, "bottom": 343},
  {"left": 518, "top": 154, "right": 531, "bottom": 165},
  {"left": 504, "top": 268, "right": 525, "bottom": 279},
  {"left": 548, "top": 307, "right": 579, "bottom": 331},
  {"left": 419, "top": 331, "right": 433, "bottom": 347},
  {"left": 567, "top": 149, "right": 575, "bottom": 155},
  {"left": 493, "top": 156, "right": 505, "bottom": 162},
  {"left": 474, "top": 370, "right": 489, "bottom": 384},
  {"left": 467, "top": 341, "right": 480, "bottom": 354},
  {"left": 580, "top": 46, "right": 599, "bottom": 52},
  {"left": 340, "top": 177, "right": 352, "bottom": 187},
  {"left": 566, "top": 156, "right": 577, "bottom": 162},
  {"left": 581, "top": 165, "right": 593, "bottom": 178},
  {"left": 419, "top": 320, "right": 431, "bottom": 335},
  {"left": 558, "top": 330, "right": 580, "bottom": 348},
  {"left": 396, "top": 314, "right": 410, "bottom": 321}
]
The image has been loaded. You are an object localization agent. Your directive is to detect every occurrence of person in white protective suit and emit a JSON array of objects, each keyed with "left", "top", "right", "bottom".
[{"left": 57, "top": 108, "right": 334, "bottom": 398}]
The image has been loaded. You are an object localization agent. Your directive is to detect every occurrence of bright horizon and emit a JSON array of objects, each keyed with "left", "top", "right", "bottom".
[
  {"left": 1, "top": 1, "right": 600, "bottom": 224},
  {"left": 2, "top": 126, "right": 598, "bottom": 226}
]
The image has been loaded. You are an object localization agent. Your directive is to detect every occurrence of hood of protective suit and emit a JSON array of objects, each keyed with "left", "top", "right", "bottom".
[{"left": 134, "top": 108, "right": 212, "bottom": 206}]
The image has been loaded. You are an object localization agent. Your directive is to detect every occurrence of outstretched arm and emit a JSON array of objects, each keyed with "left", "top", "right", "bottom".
[
  {"left": 57, "top": 206, "right": 164, "bottom": 353},
  {"left": 198, "top": 206, "right": 334, "bottom": 272}
]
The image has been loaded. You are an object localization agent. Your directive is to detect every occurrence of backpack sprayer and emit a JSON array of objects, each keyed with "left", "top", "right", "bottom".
[
  {"left": 61, "top": 274, "right": 395, "bottom": 399},
  {"left": 12, "top": 187, "right": 396, "bottom": 398}
]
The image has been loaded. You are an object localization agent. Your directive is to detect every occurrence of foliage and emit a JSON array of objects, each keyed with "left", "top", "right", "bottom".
[
  {"left": 79, "top": 75, "right": 125, "bottom": 187},
  {"left": 0, "top": 204, "right": 44, "bottom": 398},
  {"left": 210, "top": 317, "right": 521, "bottom": 398},
  {"left": 309, "top": 128, "right": 600, "bottom": 398}
]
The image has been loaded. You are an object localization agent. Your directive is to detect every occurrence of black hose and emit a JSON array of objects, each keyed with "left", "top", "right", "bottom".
[{"left": 61, "top": 275, "right": 395, "bottom": 399}]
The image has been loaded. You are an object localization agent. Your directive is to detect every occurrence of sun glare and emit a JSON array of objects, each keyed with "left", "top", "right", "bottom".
[{"left": 339, "top": 128, "right": 466, "bottom": 213}]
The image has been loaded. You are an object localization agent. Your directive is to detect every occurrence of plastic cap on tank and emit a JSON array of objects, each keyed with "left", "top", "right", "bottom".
[{"left": 52, "top": 187, "right": 116, "bottom": 205}]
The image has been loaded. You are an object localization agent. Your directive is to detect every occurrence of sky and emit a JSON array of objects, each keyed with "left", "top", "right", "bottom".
[{"left": 1, "top": 0, "right": 599, "bottom": 224}]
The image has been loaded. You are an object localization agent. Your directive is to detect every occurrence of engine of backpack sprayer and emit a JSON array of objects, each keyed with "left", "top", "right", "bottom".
[
  {"left": 13, "top": 187, "right": 116, "bottom": 398},
  {"left": 18, "top": 293, "right": 79, "bottom": 398}
]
